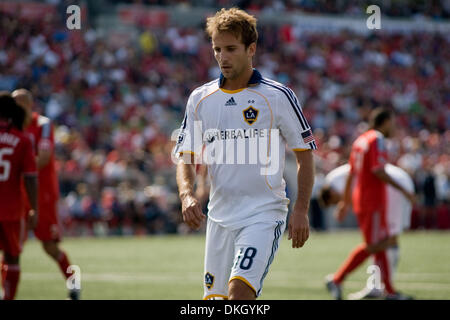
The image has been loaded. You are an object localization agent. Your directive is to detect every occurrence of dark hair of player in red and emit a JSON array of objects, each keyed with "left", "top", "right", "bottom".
[
  {"left": 0, "top": 91, "right": 26, "bottom": 131},
  {"left": 369, "top": 107, "right": 393, "bottom": 130}
]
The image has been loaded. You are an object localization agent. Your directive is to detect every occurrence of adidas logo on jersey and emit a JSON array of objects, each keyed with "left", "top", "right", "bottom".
[{"left": 225, "top": 97, "right": 237, "bottom": 106}]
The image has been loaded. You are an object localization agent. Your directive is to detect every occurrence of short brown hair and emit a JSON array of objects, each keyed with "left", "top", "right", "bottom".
[{"left": 206, "top": 8, "right": 258, "bottom": 48}]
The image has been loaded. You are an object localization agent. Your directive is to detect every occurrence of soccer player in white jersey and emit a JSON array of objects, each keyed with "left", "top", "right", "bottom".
[
  {"left": 320, "top": 163, "right": 415, "bottom": 299},
  {"left": 174, "top": 8, "right": 317, "bottom": 300}
]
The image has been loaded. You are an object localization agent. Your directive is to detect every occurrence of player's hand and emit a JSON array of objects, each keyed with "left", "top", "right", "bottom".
[
  {"left": 288, "top": 210, "right": 309, "bottom": 249},
  {"left": 334, "top": 201, "right": 348, "bottom": 222},
  {"left": 27, "top": 210, "right": 38, "bottom": 230},
  {"left": 180, "top": 193, "right": 205, "bottom": 230}
]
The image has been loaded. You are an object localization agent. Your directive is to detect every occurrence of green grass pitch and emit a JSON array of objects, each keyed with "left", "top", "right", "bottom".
[{"left": 15, "top": 230, "right": 450, "bottom": 300}]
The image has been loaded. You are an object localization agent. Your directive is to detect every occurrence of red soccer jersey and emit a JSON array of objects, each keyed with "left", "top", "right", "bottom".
[
  {"left": 0, "top": 122, "right": 37, "bottom": 221},
  {"left": 26, "top": 112, "right": 59, "bottom": 202},
  {"left": 349, "top": 129, "right": 388, "bottom": 214}
]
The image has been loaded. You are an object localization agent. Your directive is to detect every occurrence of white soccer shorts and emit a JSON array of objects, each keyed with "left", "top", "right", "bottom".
[{"left": 203, "top": 218, "right": 286, "bottom": 300}]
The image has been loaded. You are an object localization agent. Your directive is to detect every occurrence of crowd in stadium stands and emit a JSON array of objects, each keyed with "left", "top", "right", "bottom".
[
  {"left": 0, "top": 8, "right": 448, "bottom": 236},
  {"left": 106, "top": 0, "right": 450, "bottom": 19}
]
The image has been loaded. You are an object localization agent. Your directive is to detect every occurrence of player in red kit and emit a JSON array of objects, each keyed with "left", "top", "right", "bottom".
[
  {"left": 0, "top": 92, "right": 38, "bottom": 300},
  {"left": 325, "top": 108, "right": 414, "bottom": 300},
  {"left": 12, "top": 89, "right": 80, "bottom": 300}
]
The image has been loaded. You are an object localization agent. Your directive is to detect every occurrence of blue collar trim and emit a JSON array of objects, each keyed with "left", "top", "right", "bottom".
[{"left": 219, "top": 68, "right": 262, "bottom": 87}]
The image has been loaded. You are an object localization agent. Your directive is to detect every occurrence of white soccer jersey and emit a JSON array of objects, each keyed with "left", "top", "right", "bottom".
[
  {"left": 174, "top": 69, "right": 317, "bottom": 229},
  {"left": 325, "top": 163, "right": 414, "bottom": 233},
  {"left": 325, "top": 164, "right": 352, "bottom": 195}
]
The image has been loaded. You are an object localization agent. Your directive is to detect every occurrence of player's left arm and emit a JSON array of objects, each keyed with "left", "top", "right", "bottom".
[
  {"left": 274, "top": 87, "right": 317, "bottom": 248},
  {"left": 288, "top": 149, "right": 315, "bottom": 249},
  {"left": 370, "top": 136, "right": 415, "bottom": 203},
  {"left": 373, "top": 167, "right": 415, "bottom": 203},
  {"left": 37, "top": 146, "right": 51, "bottom": 169}
]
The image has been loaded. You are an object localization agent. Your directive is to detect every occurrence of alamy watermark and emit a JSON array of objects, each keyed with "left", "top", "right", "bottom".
[
  {"left": 366, "top": 264, "right": 382, "bottom": 290},
  {"left": 366, "top": 5, "right": 381, "bottom": 30},
  {"left": 66, "top": 5, "right": 81, "bottom": 30},
  {"left": 64, "top": 4, "right": 382, "bottom": 32},
  {"left": 66, "top": 265, "right": 81, "bottom": 290}
]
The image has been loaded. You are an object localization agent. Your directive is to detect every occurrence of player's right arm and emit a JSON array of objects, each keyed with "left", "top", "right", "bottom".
[
  {"left": 21, "top": 136, "right": 39, "bottom": 229},
  {"left": 176, "top": 157, "right": 205, "bottom": 230},
  {"left": 174, "top": 91, "right": 205, "bottom": 230},
  {"left": 335, "top": 148, "right": 358, "bottom": 222},
  {"left": 24, "top": 175, "right": 38, "bottom": 230},
  {"left": 195, "top": 163, "right": 210, "bottom": 209}
]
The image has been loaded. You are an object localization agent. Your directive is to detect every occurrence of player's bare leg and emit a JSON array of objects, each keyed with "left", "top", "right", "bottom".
[
  {"left": 348, "top": 236, "right": 398, "bottom": 300},
  {"left": 1, "top": 253, "right": 20, "bottom": 300},
  {"left": 42, "top": 240, "right": 60, "bottom": 260},
  {"left": 365, "top": 236, "right": 396, "bottom": 254},
  {"left": 326, "top": 237, "right": 394, "bottom": 300},
  {"left": 228, "top": 279, "right": 256, "bottom": 300},
  {"left": 42, "top": 240, "right": 80, "bottom": 300}
]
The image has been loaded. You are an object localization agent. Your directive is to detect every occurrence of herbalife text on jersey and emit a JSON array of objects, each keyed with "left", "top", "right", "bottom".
[{"left": 172, "top": 121, "right": 280, "bottom": 175}]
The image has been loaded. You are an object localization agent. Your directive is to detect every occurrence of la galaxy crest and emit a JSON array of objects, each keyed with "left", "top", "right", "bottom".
[
  {"left": 205, "top": 272, "right": 214, "bottom": 290},
  {"left": 243, "top": 106, "right": 258, "bottom": 125}
]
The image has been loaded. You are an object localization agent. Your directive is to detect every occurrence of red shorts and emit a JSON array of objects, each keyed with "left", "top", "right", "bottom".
[
  {"left": 356, "top": 208, "right": 389, "bottom": 245},
  {"left": 0, "top": 220, "right": 26, "bottom": 257},
  {"left": 34, "top": 200, "right": 61, "bottom": 242}
]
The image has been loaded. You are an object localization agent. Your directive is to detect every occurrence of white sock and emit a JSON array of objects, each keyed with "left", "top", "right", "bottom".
[{"left": 387, "top": 245, "right": 399, "bottom": 281}]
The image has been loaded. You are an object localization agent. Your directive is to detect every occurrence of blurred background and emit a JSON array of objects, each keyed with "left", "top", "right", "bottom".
[{"left": 0, "top": 0, "right": 449, "bottom": 238}]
